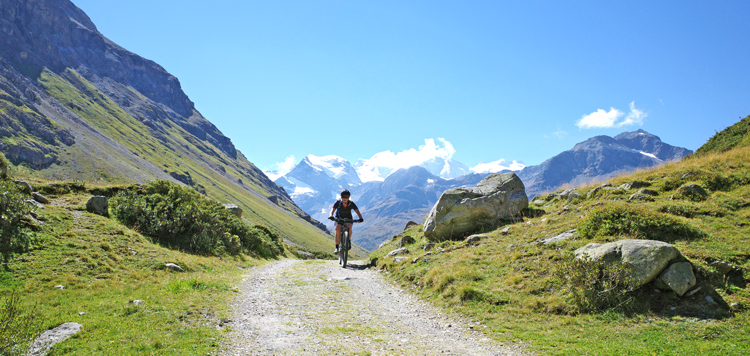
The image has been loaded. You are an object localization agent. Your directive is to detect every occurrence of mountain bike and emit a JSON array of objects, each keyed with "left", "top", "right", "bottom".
[{"left": 331, "top": 217, "right": 361, "bottom": 268}]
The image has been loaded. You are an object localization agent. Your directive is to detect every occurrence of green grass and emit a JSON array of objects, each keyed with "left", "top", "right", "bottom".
[
  {"left": 370, "top": 142, "right": 750, "bottom": 355},
  {"left": 0, "top": 188, "right": 267, "bottom": 354}
]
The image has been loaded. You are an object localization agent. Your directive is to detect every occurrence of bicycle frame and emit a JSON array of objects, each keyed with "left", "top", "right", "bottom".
[{"left": 332, "top": 217, "right": 360, "bottom": 268}]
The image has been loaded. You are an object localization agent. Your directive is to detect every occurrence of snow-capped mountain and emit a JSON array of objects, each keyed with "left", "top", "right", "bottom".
[{"left": 470, "top": 159, "right": 526, "bottom": 174}]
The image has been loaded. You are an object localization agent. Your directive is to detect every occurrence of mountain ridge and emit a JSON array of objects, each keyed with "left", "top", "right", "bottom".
[{"left": 0, "top": 0, "right": 332, "bottom": 252}]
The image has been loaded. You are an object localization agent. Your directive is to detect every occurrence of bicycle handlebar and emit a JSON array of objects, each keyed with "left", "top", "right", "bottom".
[{"left": 329, "top": 217, "right": 363, "bottom": 223}]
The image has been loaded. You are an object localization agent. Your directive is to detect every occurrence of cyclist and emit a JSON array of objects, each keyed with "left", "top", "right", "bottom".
[{"left": 328, "top": 189, "right": 364, "bottom": 254}]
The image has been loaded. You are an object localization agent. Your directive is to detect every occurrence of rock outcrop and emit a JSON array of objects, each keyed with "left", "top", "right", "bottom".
[{"left": 423, "top": 173, "right": 528, "bottom": 242}]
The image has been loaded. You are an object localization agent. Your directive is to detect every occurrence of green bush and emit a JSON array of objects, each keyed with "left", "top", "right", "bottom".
[
  {"left": 0, "top": 181, "right": 33, "bottom": 265},
  {"left": 110, "top": 180, "right": 282, "bottom": 257},
  {"left": 0, "top": 152, "right": 9, "bottom": 179},
  {"left": 0, "top": 291, "right": 40, "bottom": 355},
  {"left": 557, "top": 258, "right": 640, "bottom": 314},
  {"left": 577, "top": 204, "right": 707, "bottom": 243}
]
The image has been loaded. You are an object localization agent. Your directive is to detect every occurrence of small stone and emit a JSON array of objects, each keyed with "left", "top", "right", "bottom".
[
  {"left": 465, "top": 234, "right": 487, "bottom": 244},
  {"left": 27, "top": 322, "right": 82, "bottom": 356},
  {"left": 165, "top": 262, "right": 184, "bottom": 272},
  {"left": 500, "top": 226, "right": 511, "bottom": 235},
  {"left": 710, "top": 260, "right": 734, "bottom": 275},
  {"left": 705, "top": 295, "right": 716, "bottom": 305},
  {"left": 131, "top": 300, "right": 144, "bottom": 306},
  {"left": 423, "top": 242, "right": 435, "bottom": 251},
  {"left": 730, "top": 302, "right": 741, "bottom": 310},
  {"left": 387, "top": 248, "right": 409, "bottom": 257},
  {"left": 393, "top": 257, "right": 408, "bottom": 263},
  {"left": 78, "top": 312, "right": 86, "bottom": 316},
  {"left": 223, "top": 204, "right": 243, "bottom": 217},
  {"left": 54, "top": 285, "right": 64, "bottom": 290}
]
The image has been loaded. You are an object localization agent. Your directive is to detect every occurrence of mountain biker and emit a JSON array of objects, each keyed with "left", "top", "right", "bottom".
[{"left": 328, "top": 189, "right": 363, "bottom": 254}]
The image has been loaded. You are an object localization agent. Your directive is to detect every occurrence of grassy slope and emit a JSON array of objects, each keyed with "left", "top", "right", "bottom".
[
  {"left": 1, "top": 187, "right": 263, "bottom": 354},
  {"left": 371, "top": 142, "right": 750, "bottom": 354},
  {"left": 31, "top": 68, "right": 335, "bottom": 255}
]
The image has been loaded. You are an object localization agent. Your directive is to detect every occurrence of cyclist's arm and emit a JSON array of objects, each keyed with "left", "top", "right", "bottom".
[{"left": 354, "top": 208, "right": 363, "bottom": 220}]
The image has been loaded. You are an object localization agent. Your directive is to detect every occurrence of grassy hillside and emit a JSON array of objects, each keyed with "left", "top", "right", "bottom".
[
  {"left": 0, "top": 180, "right": 272, "bottom": 354},
  {"left": 694, "top": 115, "right": 750, "bottom": 156},
  {"left": 371, "top": 135, "right": 750, "bottom": 354},
  {"left": 14, "top": 68, "right": 335, "bottom": 255}
]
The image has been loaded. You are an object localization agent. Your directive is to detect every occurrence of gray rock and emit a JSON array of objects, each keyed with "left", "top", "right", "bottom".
[
  {"left": 165, "top": 262, "right": 184, "bottom": 272},
  {"left": 85, "top": 196, "right": 109, "bottom": 216},
  {"left": 532, "top": 199, "right": 546, "bottom": 205},
  {"left": 465, "top": 234, "right": 487, "bottom": 244},
  {"left": 500, "top": 226, "right": 511, "bottom": 235},
  {"left": 658, "top": 262, "right": 696, "bottom": 297},
  {"left": 223, "top": 204, "right": 243, "bottom": 218},
  {"left": 629, "top": 189, "right": 658, "bottom": 200},
  {"left": 387, "top": 248, "right": 409, "bottom": 257},
  {"left": 14, "top": 180, "right": 33, "bottom": 194},
  {"left": 575, "top": 239, "right": 683, "bottom": 287},
  {"left": 398, "top": 235, "right": 416, "bottom": 248},
  {"left": 27, "top": 322, "right": 82, "bottom": 356},
  {"left": 296, "top": 250, "right": 315, "bottom": 259},
  {"left": 677, "top": 183, "right": 708, "bottom": 199},
  {"left": 403, "top": 221, "right": 418, "bottom": 231},
  {"left": 681, "top": 172, "right": 697, "bottom": 179},
  {"left": 26, "top": 199, "right": 45, "bottom": 209},
  {"left": 685, "top": 287, "right": 702, "bottom": 297},
  {"left": 423, "top": 173, "right": 528, "bottom": 242},
  {"left": 710, "top": 260, "right": 734, "bottom": 275},
  {"left": 131, "top": 300, "right": 144, "bottom": 306},
  {"left": 423, "top": 242, "right": 435, "bottom": 251},
  {"left": 32, "top": 192, "right": 50, "bottom": 204},
  {"left": 54, "top": 285, "right": 64, "bottom": 290},
  {"left": 619, "top": 181, "right": 651, "bottom": 190},
  {"left": 567, "top": 192, "right": 582, "bottom": 200},
  {"left": 393, "top": 257, "right": 408, "bottom": 263},
  {"left": 540, "top": 229, "right": 576, "bottom": 244}
]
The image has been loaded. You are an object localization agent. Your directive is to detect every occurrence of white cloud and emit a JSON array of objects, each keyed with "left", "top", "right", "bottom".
[
  {"left": 355, "top": 138, "right": 457, "bottom": 182},
  {"left": 576, "top": 101, "right": 647, "bottom": 129},
  {"left": 263, "top": 155, "right": 296, "bottom": 180}
]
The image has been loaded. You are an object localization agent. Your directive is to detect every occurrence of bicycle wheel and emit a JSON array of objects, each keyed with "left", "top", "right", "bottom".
[{"left": 338, "top": 231, "right": 345, "bottom": 265}]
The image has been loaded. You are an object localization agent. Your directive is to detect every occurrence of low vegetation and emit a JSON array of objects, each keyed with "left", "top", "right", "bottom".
[
  {"left": 370, "top": 122, "right": 750, "bottom": 354},
  {"left": 0, "top": 176, "right": 278, "bottom": 354},
  {"left": 110, "top": 180, "right": 283, "bottom": 257}
]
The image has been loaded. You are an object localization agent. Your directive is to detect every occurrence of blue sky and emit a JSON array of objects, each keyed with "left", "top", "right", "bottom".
[{"left": 71, "top": 0, "right": 750, "bottom": 172}]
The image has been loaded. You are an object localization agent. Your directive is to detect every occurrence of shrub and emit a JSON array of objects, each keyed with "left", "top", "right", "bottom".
[
  {"left": 0, "top": 152, "right": 9, "bottom": 179},
  {"left": 577, "top": 204, "right": 707, "bottom": 243},
  {"left": 557, "top": 258, "right": 640, "bottom": 314},
  {"left": 0, "top": 181, "right": 33, "bottom": 265},
  {"left": 0, "top": 291, "right": 40, "bottom": 355},
  {"left": 110, "top": 180, "right": 282, "bottom": 257}
]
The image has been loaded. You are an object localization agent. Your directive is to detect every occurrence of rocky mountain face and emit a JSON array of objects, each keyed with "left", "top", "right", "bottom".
[
  {"left": 0, "top": 0, "right": 330, "bottom": 250},
  {"left": 518, "top": 129, "right": 693, "bottom": 198}
]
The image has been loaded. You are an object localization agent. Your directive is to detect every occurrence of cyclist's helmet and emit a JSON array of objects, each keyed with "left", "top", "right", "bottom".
[{"left": 340, "top": 189, "right": 351, "bottom": 198}]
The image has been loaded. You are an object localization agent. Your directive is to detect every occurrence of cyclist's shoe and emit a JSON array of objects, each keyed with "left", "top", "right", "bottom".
[{"left": 333, "top": 247, "right": 339, "bottom": 254}]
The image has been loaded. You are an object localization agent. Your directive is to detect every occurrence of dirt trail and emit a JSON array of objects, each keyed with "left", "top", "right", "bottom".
[{"left": 221, "top": 259, "right": 527, "bottom": 355}]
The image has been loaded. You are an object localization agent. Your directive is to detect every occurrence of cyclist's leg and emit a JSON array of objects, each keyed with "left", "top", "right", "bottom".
[
  {"left": 334, "top": 223, "right": 342, "bottom": 245},
  {"left": 346, "top": 223, "right": 353, "bottom": 249}
]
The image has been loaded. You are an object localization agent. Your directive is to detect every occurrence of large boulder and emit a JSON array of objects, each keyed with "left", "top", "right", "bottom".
[
  {"left": 574, "top": 239, "right": 684, "bottom": 287},
  {"left": 423, "top": 173, "right": 528, "bottom": 242}
]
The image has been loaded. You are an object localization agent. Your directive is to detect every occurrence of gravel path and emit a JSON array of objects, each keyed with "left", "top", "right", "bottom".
[{"left": 221, "top": 259, "right": 527, "bottom": 355}]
